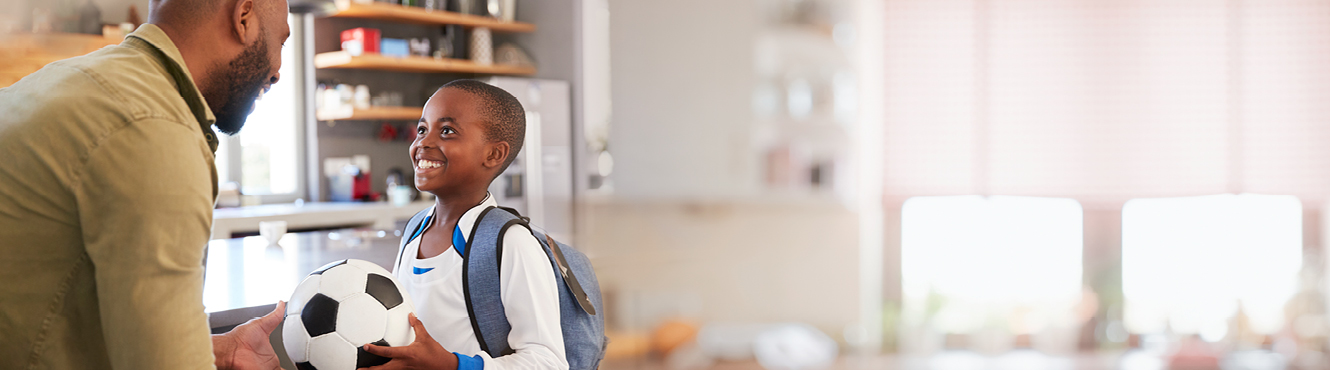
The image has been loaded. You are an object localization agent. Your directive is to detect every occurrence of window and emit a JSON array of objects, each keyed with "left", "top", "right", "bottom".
[
  {"left": 217, "top": 14, "right": 303, "bottom": 203},
  {"left": 1121, "top": 194, "right": 1302, "bottom": 340},
  {"left": 901, "top": 195, "right": 1083, "bottom": 350},
  {"left": 880, "top": 1, "right": 1330, "bottom": 204}
]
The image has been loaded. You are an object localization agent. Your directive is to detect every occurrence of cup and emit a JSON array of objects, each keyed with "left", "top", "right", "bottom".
[
  {"left": 389, "top": 185, "right": 415, "bottom": 207},
  {"left": 259, "top": 221, "right": 288, "bottom": 246}
]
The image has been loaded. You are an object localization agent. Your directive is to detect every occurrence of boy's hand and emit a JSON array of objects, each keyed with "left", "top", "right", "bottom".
[{"left": 359, "top": 314, "right": 459, "bottom": 370}]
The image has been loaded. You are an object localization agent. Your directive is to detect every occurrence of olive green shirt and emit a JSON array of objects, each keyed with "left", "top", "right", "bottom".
[{"left": 0, "top": 24, "right": 221, "bottom": 369}]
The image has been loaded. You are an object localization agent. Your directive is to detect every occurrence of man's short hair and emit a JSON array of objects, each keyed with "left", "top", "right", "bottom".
[
  {"left": 441, "top": 79, "right": 526, "bottom": 175},
  {"left": 150, "top": 0, "right": 283, "bottom": 31}
]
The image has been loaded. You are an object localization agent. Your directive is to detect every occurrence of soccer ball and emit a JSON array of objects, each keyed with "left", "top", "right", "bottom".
[{"left": 283, "top": 259, "right": 416, "bottom": 370}]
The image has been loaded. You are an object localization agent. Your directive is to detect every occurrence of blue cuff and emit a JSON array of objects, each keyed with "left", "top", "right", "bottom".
[{"left": 454, "top": 352, "right": 485, "bottom": 370}]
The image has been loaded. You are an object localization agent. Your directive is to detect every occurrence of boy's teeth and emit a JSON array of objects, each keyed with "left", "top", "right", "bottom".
[{"left": 418, "top": 159, "right": 439, "bottom": 169}]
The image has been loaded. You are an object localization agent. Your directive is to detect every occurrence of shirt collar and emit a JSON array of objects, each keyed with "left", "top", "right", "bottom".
[
  {"left": 122, "top": 24, "right": 220, "bottom": 153},
  {"left": 426, "top": 192, "right": 497, "bottom": 244}
]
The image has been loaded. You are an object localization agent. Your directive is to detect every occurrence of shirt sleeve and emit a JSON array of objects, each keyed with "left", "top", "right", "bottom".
[
  {"left": 73, "top": 119, "right": 217, "bottom": 369},
  {"left": 477, "top": 226, "right": 568, "bottom": 370}
]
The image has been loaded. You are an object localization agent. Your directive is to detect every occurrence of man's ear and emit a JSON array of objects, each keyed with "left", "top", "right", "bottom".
[
  {"left": 484, "top": 141, "right": 511, "bottom": 170},
  {"left": 231, "top": 0, "right": 259, "bottom": 45}
]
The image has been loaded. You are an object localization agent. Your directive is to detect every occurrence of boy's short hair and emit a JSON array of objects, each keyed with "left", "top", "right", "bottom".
[{"left": 441, "top": 79, "right": 526, "bottom": 176}]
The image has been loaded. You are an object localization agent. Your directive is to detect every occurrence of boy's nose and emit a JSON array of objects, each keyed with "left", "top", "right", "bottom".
[{"left": 414, "top": 137, "right": 442, "bottom": 152}]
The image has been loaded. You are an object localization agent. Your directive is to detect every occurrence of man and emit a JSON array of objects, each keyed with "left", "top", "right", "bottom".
[{"left": 0, "top": 0, "right": 292, "bottom": 368}]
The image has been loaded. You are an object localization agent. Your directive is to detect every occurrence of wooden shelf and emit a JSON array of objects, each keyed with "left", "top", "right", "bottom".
[
  {"left": 1, "top": 33, "right": 121, "bottom": 87},
  {"left": 317, "top": 106, "right": 423, "bottom": 121},
  {"left": 314, "top": 51, "right": 536, "bottom": 75},
  {"left": 330, "top": 1, "right": 535, "bottom": 33}
]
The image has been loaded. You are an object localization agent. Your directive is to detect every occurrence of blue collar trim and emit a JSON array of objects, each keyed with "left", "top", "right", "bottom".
[{"left": 453, "top": 225, "right": 466, "bottom": 256}]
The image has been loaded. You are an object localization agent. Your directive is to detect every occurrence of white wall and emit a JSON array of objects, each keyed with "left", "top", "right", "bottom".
[
  {"left": 606, "top": 0, "right": 760, "bottom": 200},
  {"left": 581, "top": 199, "right": 860, "bottom": 338},
  {"left": 587, "top": 0, "right": 864, "bottom": 341}
]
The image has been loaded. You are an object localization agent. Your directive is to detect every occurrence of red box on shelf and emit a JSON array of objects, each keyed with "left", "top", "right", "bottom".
[{"left": 340, "top": 27, "right": 380, "bottom": 56}]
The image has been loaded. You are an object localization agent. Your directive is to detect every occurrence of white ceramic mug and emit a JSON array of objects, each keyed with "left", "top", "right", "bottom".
[{"left": 258, "top": 220, "right": 288, "bottom": 246}]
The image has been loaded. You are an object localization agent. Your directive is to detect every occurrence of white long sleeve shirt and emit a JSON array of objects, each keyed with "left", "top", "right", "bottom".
[{"left": 392, "top": 193, "right": 568, "bottom": 370}]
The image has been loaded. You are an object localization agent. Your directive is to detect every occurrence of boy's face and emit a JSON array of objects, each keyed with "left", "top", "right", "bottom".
[{"left": 410, "top": 88, "right": 503, "bottom": 196}]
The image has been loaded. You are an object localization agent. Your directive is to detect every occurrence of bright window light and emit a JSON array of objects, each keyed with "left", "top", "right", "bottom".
[
  {"left": 238, "top": 14, "right": 300, "bottom": 196},
  {"left": 902, "top": 195, "right": 1083, "bottom": 335},
  {"left": 1122, "top": 194, "right": 1302, "bottom": 339}
]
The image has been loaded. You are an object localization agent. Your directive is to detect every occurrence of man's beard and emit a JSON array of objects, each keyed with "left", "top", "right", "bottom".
[{"left": 207, "top": 36, "right": 272, "bottom": 136}]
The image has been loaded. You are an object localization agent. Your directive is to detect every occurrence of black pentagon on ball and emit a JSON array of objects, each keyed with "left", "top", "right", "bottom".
[
  {"left": 310, "top": 259, "right": 348, "bottom": 275},
  {"left": 295, "top": 362, "right": 316, "bottom": 370},
  {"left": 301, "top": 293, "right": 339, "bottom": 337},
  {"left": 356, "top": 339, "right": 391, "bottom": 368},
  {"left": 364, "top": 273, "right": 404, "bottom": 309}
]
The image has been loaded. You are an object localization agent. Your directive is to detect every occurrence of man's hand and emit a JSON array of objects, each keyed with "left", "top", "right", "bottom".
[
  {"left": 213, "top": 301, "right": 287, "bottom": 370},
  {"left": 359, "top": 314, "right": 459, "bottom": 370}
]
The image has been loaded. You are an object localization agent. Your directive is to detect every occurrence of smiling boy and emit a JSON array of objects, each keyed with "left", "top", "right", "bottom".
[{"left": 363, "top": 80, "right": 567, "bottom": 370}]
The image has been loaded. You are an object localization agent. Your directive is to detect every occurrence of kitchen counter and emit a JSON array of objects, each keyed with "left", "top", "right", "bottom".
[
  {"left": 203, "top": 228, "right": 403, "bottom": 314},
  {"left": 211, "top": 201, "right": 432, "bottom": 239}
]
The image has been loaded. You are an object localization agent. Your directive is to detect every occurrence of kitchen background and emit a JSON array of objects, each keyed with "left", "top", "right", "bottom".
[{"left": 5, "top": 0, "right": 1330, "bottom": 369}]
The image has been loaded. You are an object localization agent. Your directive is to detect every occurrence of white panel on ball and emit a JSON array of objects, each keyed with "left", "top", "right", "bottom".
[
  {"left": 308, "top": 334, "right": 358, "bottom": 370},
  {"left": 318, "top": 265, "right": 368, "bottom": 301},
  {"left": 282, "top": 315, "right": 311, "bottom": 363},
  {"left": 335, "top": 293, "right": 389, "bottom": 345},
  {"left": 383, "top": 304, "right": 416, "bottom": 347},
  {"left": 346, "top": 259, "right": 392, "bottom": 275}
]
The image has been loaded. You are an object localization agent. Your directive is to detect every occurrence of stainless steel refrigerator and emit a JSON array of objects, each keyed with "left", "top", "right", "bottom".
[{"left": 483, "top": 77, "right": 574, "bottom": 242}]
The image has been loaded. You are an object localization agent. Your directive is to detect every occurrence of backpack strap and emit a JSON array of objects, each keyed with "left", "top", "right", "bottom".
[
  {"left": 531, "top": 230, "right": 596, "bottom": 315},
  {"left": 497, "top": 206, "right": 530, "bottom": 223},
  {"left": 394, "top": 207, "right": 433, "bottom": 275},
  {"left": 462, "top": 206, "right": 523, "bottom": 358}
]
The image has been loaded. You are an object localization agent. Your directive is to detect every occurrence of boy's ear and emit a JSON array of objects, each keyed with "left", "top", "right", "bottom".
[{"left": 483, "top": 141, "right": 511, "bottom": 171}]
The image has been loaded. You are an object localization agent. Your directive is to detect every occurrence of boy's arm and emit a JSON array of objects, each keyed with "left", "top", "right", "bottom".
[{"left": 471, "top": 226, "right": 568, "bottom": 370}]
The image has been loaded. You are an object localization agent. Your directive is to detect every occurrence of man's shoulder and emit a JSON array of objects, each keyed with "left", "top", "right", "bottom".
[
  {"left": 6, "top": 44, "right": 193, "bottom": 127},
  {"left": 0, "top": 45, "right": 207, "bottom": 177},
  {"left": 53, "top": 42, "right": 173, "bottom": 88},
  {"left": 2, "top": 52, "right": 120, "bottom": 118}
]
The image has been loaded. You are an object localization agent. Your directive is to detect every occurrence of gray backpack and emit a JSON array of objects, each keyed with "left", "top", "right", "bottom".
[{"left": 398, "top": 206, "right": 607, "bottom": 370}]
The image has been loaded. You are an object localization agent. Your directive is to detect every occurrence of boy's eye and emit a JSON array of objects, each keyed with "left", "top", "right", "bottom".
[
  {"left": 417, "top": 126, "right": 426, "bottom": 135},
  {"left": 441, "top": 127, "right": 456, "bottom": 135}
]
